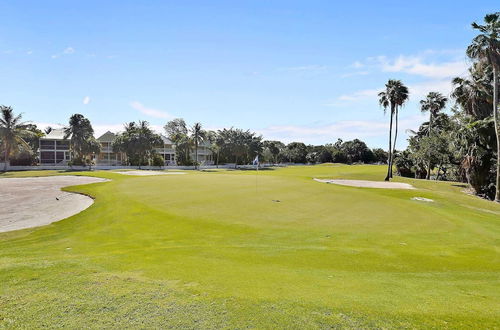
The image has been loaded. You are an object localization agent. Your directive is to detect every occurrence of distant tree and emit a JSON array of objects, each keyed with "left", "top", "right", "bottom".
[
  {"left": 206, "top": 130, "right": 225, "bottom": 167},
  {"left": 23, "top": 124, "right": 45, "bottom": 152},
  {"left": 0, "top": 106, "right": 36, "bottom": 170},
  {"left": 372, "top": 148, "right": 388, "bottom": 164},
  {"left": 10, "top": 124, "right": 45, "bottom": 166},
  {"left": 164, "top": 118, "right": 192, "bottom": 165},
  {"left": 379, "top": 79, "right": 410, "bottom": 181},
  {"left": 263, "top": 140, "right": 284, "bottom": 164},
  {"left": 191, "top": 122, "right": 206, "bottom": 169},
  {"left": 217, "top": 128, "right": 262, "bottom": 167},
  {"left": 113, "top": 121, "right": 162, "bottom": 166},
  {"left": 64, "top": 114, "right": 101, "bottom": 165},
  {"left": 341, "top": 139, "right": 374, "bottom": 164},
  {"left": 420, "top": 92, "right": 448, "bottom": 179},
  {"left": 285, "top": 142, "right": 307, "bottom": 163},
  {"left": 466, "top": 12, "right": 500, "bottom": 202}
]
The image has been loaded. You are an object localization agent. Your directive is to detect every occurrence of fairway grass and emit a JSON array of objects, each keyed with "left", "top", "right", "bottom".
[{"left": 0, "top": 165, "right": 499, "bottom": 328}]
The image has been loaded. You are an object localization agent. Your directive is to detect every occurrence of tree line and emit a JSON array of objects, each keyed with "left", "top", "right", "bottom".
[
  {"left": 0, "top": 108, "right": 388, "bottom": 169},
  {"left": 382, "top": 12, "right": 499, "bottom": 201}
]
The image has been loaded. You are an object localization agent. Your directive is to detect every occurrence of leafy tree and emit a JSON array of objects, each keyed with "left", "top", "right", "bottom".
[
  {"left": 372, "top": 148, "right": 388, "bottom": 164},
  {"left": 0, "top": 106, "right": 36, "bottom": 170},
  {"left": 284, "top": 142, "right": 307, "bottom": 163},
  {"left": 64, "top": 114, "right": 101, "bottom": 165},
  {"left": 113, "top": 121, "right": 162, "bottom": 166},
  {"left": 420, "top": 92, "right": 448, "bottom": 179},
  {"left": 217, "top": 128, "right": 262, "bottom": 167},
  {"left": 164, "top": 118, "right": 192, "bottom": 165},
  {"left": 9, "top": 124, "right": 45, "bottom": 166},
  {"left": 379, "top": 79, "right": 410, "bottom": 181},
  {"left": 206, "top": 130, "right": 224, "bottom": 167},
  {"left": 466, "top": 12, "right": 500, "bottom": 202},
  {"left": 341, "top": 139, "right": 374, "bottom": 164},
  {"left": 191, "top": 122, "right": 206, "bottom": 169},
  {"left": 263, "top": 140, "right": 285, "bottom": 164}
]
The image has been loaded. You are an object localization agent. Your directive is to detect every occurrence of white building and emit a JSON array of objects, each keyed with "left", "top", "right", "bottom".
[
  {"left": 96, "top": 131, "right": 124, "bottom": 166},
  {"left": 38, "top": 130, "right": 213, "bottom": 166},
  {"left": 39, "top": 129, "right": 71, "bottom": 165}
]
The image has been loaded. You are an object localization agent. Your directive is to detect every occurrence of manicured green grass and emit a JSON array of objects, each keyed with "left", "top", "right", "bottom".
[{"left": 1, "top": 165, "right": 499, "bottom": 328}]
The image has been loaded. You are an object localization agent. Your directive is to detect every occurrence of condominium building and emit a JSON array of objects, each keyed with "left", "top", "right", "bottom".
[
  {"left": 39, "top": 129, "right": 71, "bottom": 165},
  {"left": 96, "top": 131, "right": 123, "bottom": 166},
  {"left": 38, "top": 129, "right": 213, "bottom": 166}
]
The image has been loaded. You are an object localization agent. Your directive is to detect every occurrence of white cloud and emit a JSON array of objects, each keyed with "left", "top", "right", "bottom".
[
  {"left": 408, "top": 79, "right": 454, "bottom": 99},
  {"left": 335, "top": 50, "right": 466, "bottom": 104},
  {"left": 130, "top": 101, "right": 173, "bottom": 119},
  {"left": 63, "top": 47, "right": 75, "bottom": 54},
  {"left": 351, "top": 61, "right": 364, "bottom": 68},
  {"left": 258, "top": 115, "right": 426, "bottom": 147},
  {"left": 337, "top": 88, "right": 381, "bottom": 102},
  {"left": 376, "top": 55, "right": 467, "bottom": 79},
  {"left": 83, "top": 96, "right": 91, "bottom": 105},
  {"left": 26, "top": 50, "right": 33, "bottom": 55},
  {"left": 51, "top": 46, "right": 76, "bottom": 59}
]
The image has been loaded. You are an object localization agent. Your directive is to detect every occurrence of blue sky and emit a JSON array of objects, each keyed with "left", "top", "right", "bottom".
[{"left": 0, "top": 0, "right": 498, "bottom": 148}]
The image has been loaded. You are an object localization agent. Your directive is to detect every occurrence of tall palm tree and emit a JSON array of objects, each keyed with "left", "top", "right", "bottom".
[
  {"left": 379, "top": 79, "right": 410, "bottom": 181},
  {"left": 451, "top": 63, "right": 493, "bottom": 120},
  {"left": 64, "top": 114, "right": 95, "bottom": 163},
  {"left": 0, "top": 106, "right": 36, "bottom": 171},
  {"left": 420, "top": 92, "right": 448, "bottom": 179},
  {"left": 466, "top": 12, "right": 500, "bottom": 202},
  {"left": 191, "top": 122, "right": 205, "bottom": 169}
]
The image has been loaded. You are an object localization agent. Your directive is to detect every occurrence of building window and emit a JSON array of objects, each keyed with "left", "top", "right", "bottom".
[
  {"left": 56, "top": 140, "right": 70, "bottom": 150},
  {"left": 41, "top": 151, "right": 55, "bottom": 163},
  {"left": 40, "top": 140, "right": 55, "bottom": 150}
]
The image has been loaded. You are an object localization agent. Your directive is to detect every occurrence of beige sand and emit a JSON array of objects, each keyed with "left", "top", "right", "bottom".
[
  {"left": 114, "top": 170, "right": 186, "bottom": 176},
  {"left": 314, "top": 178, "right": 415, "bottom": 189},
  {"left": 0, "top": 176, "right": 108, "bottom": 233},
  {"left": 411, "top": 197, "right": 434, "bottom": 202}
]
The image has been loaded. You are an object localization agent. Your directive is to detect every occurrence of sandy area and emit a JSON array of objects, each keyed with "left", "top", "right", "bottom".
[
  {"left": 114, "top": 170, "right": 186, "bottom": 176},
  {"left": 411, "top": 197, "right": 434, "bottom": 202},
  {"left": 314, "top": 178, "right": 415, "bottom": 189},
  {"left": 0, "top": 176, "right": 108, "bottom": 233}
]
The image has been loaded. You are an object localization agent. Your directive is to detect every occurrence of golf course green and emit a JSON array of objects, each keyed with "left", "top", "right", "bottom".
[{"left": 1, "top": 165, "right": 499, "bottom": 328}]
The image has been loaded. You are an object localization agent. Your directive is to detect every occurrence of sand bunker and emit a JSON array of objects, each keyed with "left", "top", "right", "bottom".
[
  {"left": 0, "top": 176, "right": 108, "bottom": 233},
  {"left": 114, "top": 170, "right": 186, "bottom": 176},
  {"left": 314, "top": 178, "right": 415, "bottom": 189},
  {"left": 411, "top": 197, "right": 434, "bottom": 202}
]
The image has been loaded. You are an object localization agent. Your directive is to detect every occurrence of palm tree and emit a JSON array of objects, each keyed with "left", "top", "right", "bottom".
[
  {"left": 191, "top": 122, "right": 205, "bottom": 169},
  {"left": 420, "top": 92, "right": 448, "bottom": 179},
  {"left": 64, "top": 114, "right": 95, "bottom": 163},
  {"left": 378, "top": 79, "right": 410, "bottom": 181},
  {"left": 0, "top": 106, "right": 36, "bottom": 171},
  {"left": 451, "top": 63, "right": 493, "bottom": 120},
  {"left": 466, "top": 12, "right": 500, "bottom": 202}
]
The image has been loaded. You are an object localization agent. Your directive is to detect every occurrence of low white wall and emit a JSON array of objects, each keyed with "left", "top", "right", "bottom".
[{"left": 2, "top": 163, "right": 280, "bottom": 172}]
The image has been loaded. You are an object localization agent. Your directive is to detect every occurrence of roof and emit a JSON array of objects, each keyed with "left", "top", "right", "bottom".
[
  {"left": 160, "top": 135, "right": 173, "bottom": 144},
  {"left": 97, "top": 131, "right": 117, "bottom": 142},
  {"left": 40, "top": 128, "right": 68, "bottom": 140}
]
